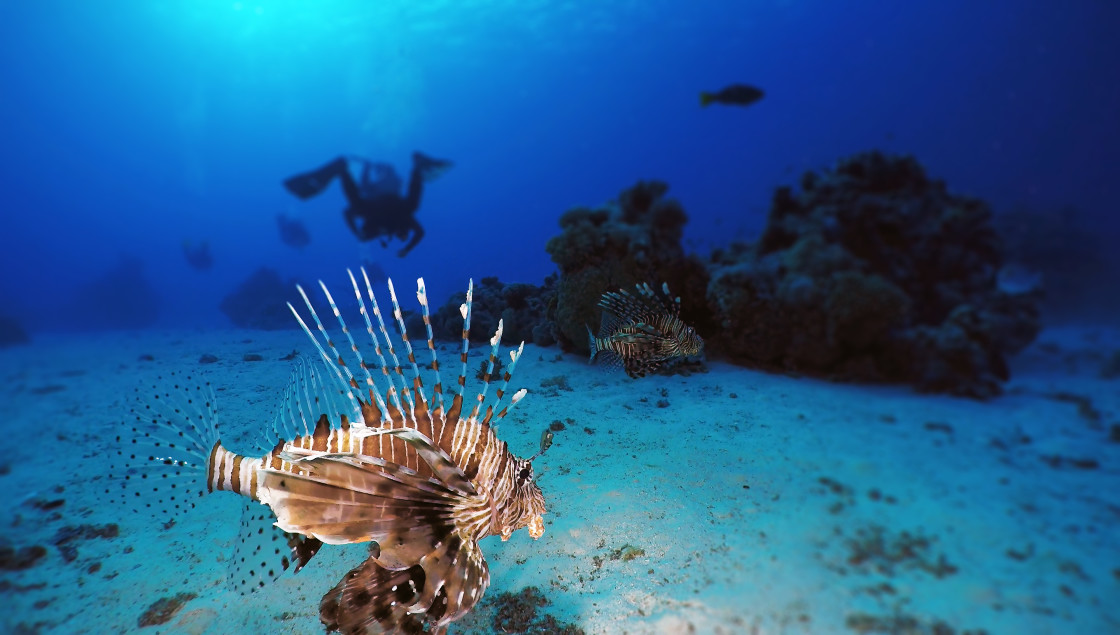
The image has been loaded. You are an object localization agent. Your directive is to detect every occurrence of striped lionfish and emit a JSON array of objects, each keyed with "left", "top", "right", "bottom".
[
  {"left": 587, "top": 281, "right": 704, "bottom": 378},
  {"left": 113, "top": 270, "right": 549, "bottom": 634}
]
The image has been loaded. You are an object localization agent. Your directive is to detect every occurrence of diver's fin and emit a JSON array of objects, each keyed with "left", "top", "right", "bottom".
[
  {"left": 699, "top": 92, "right": 714, "bottom": 107},
  {"left": 412, "top": 151, "right": 454, "bottom": 182},
  {"left": 283, "top": 158, "right": 347, "bottom": 200},
  {"left": 228, "top": 499, "right": 323, "bottom": 595}
]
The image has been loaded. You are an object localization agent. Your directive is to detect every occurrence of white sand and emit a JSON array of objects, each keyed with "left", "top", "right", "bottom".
[{"left": 0, "top": 324, "right": 1117, "bottom": 634}]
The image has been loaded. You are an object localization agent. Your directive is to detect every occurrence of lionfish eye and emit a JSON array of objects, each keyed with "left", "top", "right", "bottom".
[{"left": 518, "top": 467, "right": 531, "bottom": 481}]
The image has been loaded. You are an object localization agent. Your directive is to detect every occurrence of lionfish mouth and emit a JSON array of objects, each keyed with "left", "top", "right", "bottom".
[{"left": 528, "top": 515, "right": 545, "bottom": 539}]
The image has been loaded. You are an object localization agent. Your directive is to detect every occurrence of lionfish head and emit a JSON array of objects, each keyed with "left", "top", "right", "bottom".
[
  {"left": 678, "top": 325, "right": 705, "bottom": 357},
  {"left": 497, "top": 457, "right": 547, "bottom": 541}
]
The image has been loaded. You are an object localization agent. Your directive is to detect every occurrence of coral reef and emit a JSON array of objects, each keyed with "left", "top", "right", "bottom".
[
  {"left": 544, "top": 180, "right": 711, "bottom": 350},
  {"left": 219, "top": 268, "right": 314, "bottom": 330},
  {"left": 0, "top": 315, "right": 29, "bottom": 347},
  {"left": 73, "top": 256, "right": 161, "bottom": 329},
  {"left": 708, "top": 151, "right": 1040, "bottom": 397},
  {"left": 430, "top": 275, "right": 558, "bottom": 346}
]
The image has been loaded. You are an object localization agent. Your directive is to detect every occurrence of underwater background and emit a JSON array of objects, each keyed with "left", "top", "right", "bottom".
[{"left": 1, "top": 1, "right": 1119, "bottom": 634}]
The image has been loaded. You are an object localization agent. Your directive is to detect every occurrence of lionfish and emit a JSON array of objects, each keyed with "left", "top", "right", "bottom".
[
  {"left": 587, "top": 281, "right": 704, "bottom": 378},
  {"left": 112, "top": 270, "right": 549, "bottom": 634}
]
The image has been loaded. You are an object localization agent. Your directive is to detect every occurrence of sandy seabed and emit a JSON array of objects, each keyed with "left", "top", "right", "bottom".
[{"left": 0, "top": 324, "right": 1117, "bottom": 635}]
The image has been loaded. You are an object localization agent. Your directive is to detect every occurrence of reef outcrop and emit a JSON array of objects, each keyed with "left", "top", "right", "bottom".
[
  {"left": 708, "top": 151, "right": 1039, "bottom": 397},
  {"left": 220, "top": 268, "right": 309, "bottom": 330},
  {"left": 543, "top": 180, "right": 711, "bottom": 350},
  {"left": 430, "top": 275, "right": 559, "bottom": 346}
]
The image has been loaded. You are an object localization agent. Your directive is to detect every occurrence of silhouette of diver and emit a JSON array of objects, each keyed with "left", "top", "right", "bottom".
[
  {"left": 182, "top": 240, "right": 213, "bottom": 270},
  {"left": 282, "top": 153, "right": 452, "bottom": 258}
]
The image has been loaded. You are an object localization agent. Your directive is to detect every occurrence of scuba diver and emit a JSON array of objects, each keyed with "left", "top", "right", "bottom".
[{"left": 282, "top": 152, "right": 452, "bottom": 258}]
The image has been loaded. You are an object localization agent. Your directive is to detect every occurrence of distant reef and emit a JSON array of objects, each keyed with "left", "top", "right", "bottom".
[
  {"left": 454, "top": 150, "right": 1043, "bottom": 398},
  {"left": 705, "top": 151, "right": 1039, "bottom": 398},
  {"left": 220, "top": 267, "right": 321, "bottom": 330},
  {"left": 0, "top": 315, "right": 29, "bottom": 347},
  {"left": 73, "top": 257, "right": 161, "bottom": 330}
]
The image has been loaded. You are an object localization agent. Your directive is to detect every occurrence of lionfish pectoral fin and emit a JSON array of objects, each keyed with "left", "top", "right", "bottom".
[
  {"left": 414, "top": 532, "right": 490, "bottom": 629},
  {"left": 228, "top": 499, "right": 323, "bottom": 595},
  {"left": 258, "top": 456, "right": 463, "bottom": 550},
  {"left": 319, "top": 556, "right": 428, "bottom": 634}
]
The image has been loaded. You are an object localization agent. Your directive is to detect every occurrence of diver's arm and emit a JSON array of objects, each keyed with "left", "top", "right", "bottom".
[{"left": 397, "top": 221, "right": 425, "bottom": 257}]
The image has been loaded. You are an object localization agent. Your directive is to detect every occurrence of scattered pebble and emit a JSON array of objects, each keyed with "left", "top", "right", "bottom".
[{"left": 198, "top": 354, "right": 219, "bottom": 364}]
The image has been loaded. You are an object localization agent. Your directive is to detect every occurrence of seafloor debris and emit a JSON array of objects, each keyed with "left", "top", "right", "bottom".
[
  {"left": 845, "top": 611, "right": 988, "bottom": 635},
  {"left": 842, "top": 525, "right": 957, "bottom": 579},
  {"left": 52, "top": 523, "right": 119, "bottom": 563},
  {"left": 0, "top": 543, "right": 47, "bottom": 571},
  {"left": 455, "top": 586, "right": 585, "bottom": 635},
  {"left": 138, "top": 592, "right": 197, "bottom": 627}
]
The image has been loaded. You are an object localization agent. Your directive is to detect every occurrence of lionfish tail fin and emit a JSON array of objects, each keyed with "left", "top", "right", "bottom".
[
  {"left": 109, "top": 371, "right": 221, "bottom": 524},
  {"left": 228, "top": 499, "right": 323, "bottom": 595},
  {"left": 586, "top": 324, "right": 599, "bottom": 362}
]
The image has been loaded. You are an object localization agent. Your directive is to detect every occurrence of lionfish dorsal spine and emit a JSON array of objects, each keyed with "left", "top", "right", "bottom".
[
  {"left": 360, "top": 271, "right": 409, "bottom": 421},
  {"left": 387, "top": 277, "right": 425, "bottom": 422},
  {"left": 287, "top": 286, "right": 364, "bottom": 424},
  {"left": 324, "top": 272, "right": 376, "bottom": 409},
  {"left": 468, "top": 319, "right": 504, "bottom": 422},
  {"left": 415, "top": 277, "right": 446, "bottom": 422},
  {"left": 348, "top": 268, "right": 393, "bottom": 425},
  {"left": 456, "top": 279, "right": 474, "bottom": 405},
  {"left": 483, "top": 342, "right": 524, "bottom": 425}
]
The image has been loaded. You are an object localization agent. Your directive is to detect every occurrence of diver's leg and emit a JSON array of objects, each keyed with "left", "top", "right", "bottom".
[
  {"left": 404, "top": 165, "right": 425, "bottom": 212},
  {"left": 283, "top": 157, "right": 351, "bottom": 201}
]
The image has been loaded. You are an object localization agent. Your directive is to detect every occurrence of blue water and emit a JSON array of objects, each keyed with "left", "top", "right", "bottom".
[
  {"left": 2, "top": 3, "right": 1120, "bottom": 634},
  {"left": 1, "top": 1, "right": 1117, "bottom": 330}
]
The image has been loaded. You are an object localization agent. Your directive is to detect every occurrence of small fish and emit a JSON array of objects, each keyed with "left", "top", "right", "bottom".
[
  {"left": 699, "top": 83, "right": 765, "bottom": 108},
  {"left": 997, "top": 263, "right": 1043, "bottom": 295},
  {"left": 112, "top": 270, "right": 548, "bottom": 634},
  {"left": 587, "top": 282, "right": 704, "bottom": 378}
]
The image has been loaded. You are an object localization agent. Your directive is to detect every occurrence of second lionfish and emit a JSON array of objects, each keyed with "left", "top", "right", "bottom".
[
  {"left": 112, "top": 269, "right": 549, "bottom": 634},
  {"left": 587, "top": 281, "right": 704, "bottom": 378}
]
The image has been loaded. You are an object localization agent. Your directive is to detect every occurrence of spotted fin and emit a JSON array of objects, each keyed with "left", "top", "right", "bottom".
[
  {"left": 109, "top": 371, "right": 219, "bottom": 524},
  {"left": 319, "top": 532, "right": 489, "bottom": 634},
  {"left": 228, "top": 499, "right": 323, "bottom": 594},
  {"left": 319, "top": 558, "right": 429, "bottom": 634}
]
